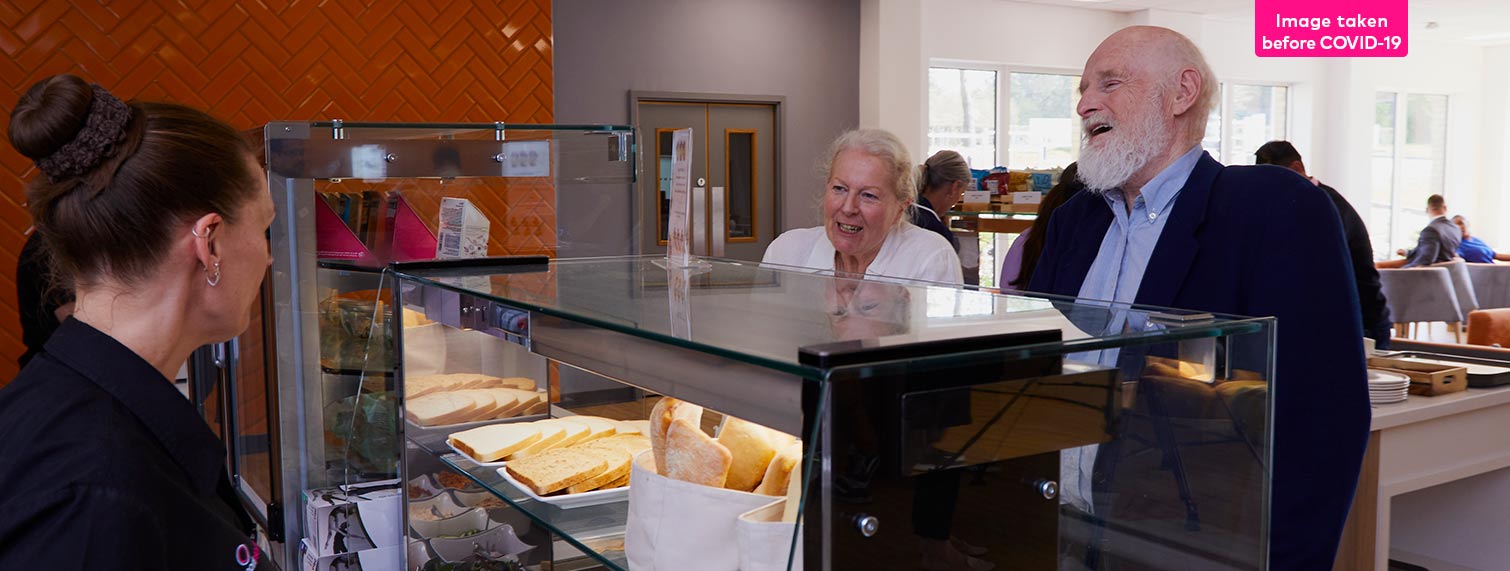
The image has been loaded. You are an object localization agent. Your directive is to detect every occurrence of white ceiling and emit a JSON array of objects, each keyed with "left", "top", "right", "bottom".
[{"left": 1012, "top": 0, "right": 1510, "bottom": 45}]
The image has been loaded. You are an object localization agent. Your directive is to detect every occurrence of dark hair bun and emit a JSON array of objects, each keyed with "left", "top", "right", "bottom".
[{"left": 8, "top": 74, "right": 94, "bottom": 161}]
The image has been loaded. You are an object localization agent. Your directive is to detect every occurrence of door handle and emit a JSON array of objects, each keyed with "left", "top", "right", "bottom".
[
  {"left": 692, "top": 186, "right": 708, "bottom": 256},
  {"left": 711, "top": 186, "right": 726, "bottom": 257}
]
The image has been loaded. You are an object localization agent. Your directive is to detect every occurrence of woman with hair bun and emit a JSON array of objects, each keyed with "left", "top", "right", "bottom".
[
  {"left": 911, "top": 149, "right": 971, "bottom": 254},
  {"left": 0, "top": 75, "right": 273, "bottom": 569}
]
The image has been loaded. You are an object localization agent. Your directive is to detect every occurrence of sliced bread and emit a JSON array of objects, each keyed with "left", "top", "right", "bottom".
[
  {"left": 448, "top": 424, "right": 542, "bottom": 463},
  {"left": 561, "top": 416, "right": 618, "bottom": 443},
  {"left": 506, "top": 448, "right": 608, "bottom": 495},
  {"left": 716, "top": 416, "right": 790, "bottom": 492},
  {"left": 753, "top": 440, "right": 803, "bottom": 496},
  {"left": 565, "top": 447, "right": 633, "bottom": 494},
  {"left": 505, "top": 420, "right": 570, "bottom": 461}
]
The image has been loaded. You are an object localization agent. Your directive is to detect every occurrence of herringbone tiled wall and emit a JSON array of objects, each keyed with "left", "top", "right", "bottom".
[{"left": 0, "top": 0, "right": 555, "bottom": 383}]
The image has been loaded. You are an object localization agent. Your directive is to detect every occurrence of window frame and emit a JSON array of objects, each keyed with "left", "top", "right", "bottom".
[
  {"left": 1370, "top": 90, "right": 1451, "bottom": 258},
  {"left": 1208, "top": 80, "right": 1293, "bottom": 165}
]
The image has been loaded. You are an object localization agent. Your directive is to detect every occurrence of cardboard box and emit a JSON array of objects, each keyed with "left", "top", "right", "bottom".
[{"left": 302, "top": 480, "right": 404, "bottom": 558}]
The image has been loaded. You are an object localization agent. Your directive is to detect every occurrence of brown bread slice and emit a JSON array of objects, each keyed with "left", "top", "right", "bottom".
[
  {"left": 505, "top": 448, "right": 608, "bottom": 495},
  {"left": 565, "top": 447, "right": 633, "bottom": 494},
  {"left": 753, "top": 440, "right": 803, "bottom": 496},
  {"left": 716, "top": 416, "right": 792, "bottom": 492}
]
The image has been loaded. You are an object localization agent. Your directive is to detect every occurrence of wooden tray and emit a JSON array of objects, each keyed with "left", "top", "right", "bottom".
[{"left": 1366, "top": 357, "right": 1467, "bottom": 396}]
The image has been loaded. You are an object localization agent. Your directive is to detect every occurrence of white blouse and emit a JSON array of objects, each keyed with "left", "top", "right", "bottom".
[{"left": 760, "top": 223, "right": 963, "bottom": 286}]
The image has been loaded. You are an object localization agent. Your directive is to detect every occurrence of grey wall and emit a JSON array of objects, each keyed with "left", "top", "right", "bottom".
[{"left": 554, "top": 0, "right": 862, "bottom": 257}]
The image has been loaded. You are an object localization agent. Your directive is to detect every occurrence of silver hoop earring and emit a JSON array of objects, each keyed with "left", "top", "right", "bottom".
[
  {"left": 191, "top": 227, "right": 210, "bottom": 238},
  {"left": 206, "top": 261, "right": 221, "bottom": 287}
]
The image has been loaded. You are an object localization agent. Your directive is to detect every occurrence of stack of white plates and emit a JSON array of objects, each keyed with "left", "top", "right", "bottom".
[{"left": 1367, "top": 370, "right": 1411, "bottom": 404}]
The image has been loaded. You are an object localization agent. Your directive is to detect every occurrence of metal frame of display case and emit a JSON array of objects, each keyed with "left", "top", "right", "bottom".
[
  {"left": 384, "top": 256, "right": 1278, "bottom": 571},
  {"left": 193, "top": 121, "right": 636, "bottom": 570}
]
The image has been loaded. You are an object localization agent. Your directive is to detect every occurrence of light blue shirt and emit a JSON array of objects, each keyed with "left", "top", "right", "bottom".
[
  {"left": 1076, "top": 145, "right": 1206, "bottom": 305},
  {"left": 1061, "top": 145, "right": 1204, "bottom": 514}
]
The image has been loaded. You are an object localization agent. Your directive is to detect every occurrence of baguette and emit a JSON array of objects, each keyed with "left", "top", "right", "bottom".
[
  {"left": 663, "top": 418, "right": 732, "bottom": 487},
  {"left": 506, "top": 448, "right": 608, "bottom": 495},
  {"left": 650, "top": 398, "right": 703, "bottom": 475}
]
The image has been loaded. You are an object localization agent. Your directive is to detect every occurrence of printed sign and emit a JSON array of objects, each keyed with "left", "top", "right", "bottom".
[
  {"left": 666, "top": 128, "right": 694, "bottom": 265},
  {"left": 1255, "top": 0, "right": 1407, "bottom": 57},
  {"left": 501, "top": 140, "right": 551, "bottom": 177}
]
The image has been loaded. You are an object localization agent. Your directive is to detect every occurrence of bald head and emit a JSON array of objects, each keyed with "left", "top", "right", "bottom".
[{"left": 1076, "top": 26, "right": 1215, "bottom": 193}]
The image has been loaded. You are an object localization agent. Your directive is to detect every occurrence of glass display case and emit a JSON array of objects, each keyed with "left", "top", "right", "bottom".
[
  {"left": 197, "top": 121, "right": 636, "bottom": 570},
  {"left": 383, "top": 256, "right": 1277, "bottom": 571}
]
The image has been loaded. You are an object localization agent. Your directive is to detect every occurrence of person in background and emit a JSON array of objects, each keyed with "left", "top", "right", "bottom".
[
  {"left": 912, "top": 150, "right": 971, "bottom": 254},
  {"left": 16, "top": 230, "right": 74, "bottom": 367},
  {"left": 762, "top": 128, "right": 961, "bottom": 284},
  {"left": 1000, "top": 162, "right": 1085, "bottom": 292},
  {"left": 1254, "top": 140, "right": 1392, "bottom": 348},
  {"left": 1377, "top": 194, "right": 1459, "bottom": 269},
  {"left": 1029, "top": 27, "right": 1367, "bottom": 569},
  {"left": 1453, "top": 215, "right": 1510, "bottom": 263},
  {"left": 0, "top": 74, "right": 274, "bottom": 569}
]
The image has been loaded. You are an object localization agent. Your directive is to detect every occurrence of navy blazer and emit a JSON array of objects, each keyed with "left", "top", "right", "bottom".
[{"left": 1030, "top": 153, "right": 1369, "bottom": 570}]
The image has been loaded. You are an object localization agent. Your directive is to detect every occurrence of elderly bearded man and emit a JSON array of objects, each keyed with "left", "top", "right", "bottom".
[{"left": 1029, "top": 27, "right": 1368, "bottom": 570}]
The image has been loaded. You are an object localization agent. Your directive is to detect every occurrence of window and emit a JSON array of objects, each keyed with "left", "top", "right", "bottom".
[
  {"left": 1370, "top": 92, "right": 1448, "bottom": 259},
  {"left": 927, "top": 68, "right": 997, "bottom": 169},
  {"left": 1203, "top": 83, "right": 1290, "bottom": 164},
  {"left": 1006, "top": 72, "right": 1080, "bottom": 169}
]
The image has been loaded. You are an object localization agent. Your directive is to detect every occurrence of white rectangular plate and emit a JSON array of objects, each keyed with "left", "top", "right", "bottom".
[{"left": 496, "top": 467, "right": 629, "bottom": 509}]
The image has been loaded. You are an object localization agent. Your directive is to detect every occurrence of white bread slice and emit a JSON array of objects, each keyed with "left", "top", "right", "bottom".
[
  {"left": 506, "top": 448, "right": 608, "bottom": 495},
  {"left": 664, "top": 418, "right": 732, "bottom": 487},
  {"left": 523, "top": 397, "right": 550, "bottom": 416},
  {"left": 448, "top": 424, "right": 542, "bottom": 463},
  {"left": 407, "top": 392, "right": 477, "bottom": 427},
  {"left": 454, "top": 390, "right": 503, "bottom": 422},
  {"left": 650, "top": 398, "right": 704, "bottom": 475},
  {"left": 565, "top": 447, "right": 633, "bottom": 494},
  {"left": 505, "top": 421, "right": 569, "bottom": 461},
  {"left": 753, "top": 440, "right": 803, "bottom": 496},
  {"left": 575, "top": 434, "right": 651, "bottom": 460},
  {"left": 716, "top": 416, "right": 790, "bottom": 492},
  {"left": 492, "top": 389, "right": 543, "bottom": 418},
  {"left": 561, "top": 416, "right": 617, "bottom": 443},
  {"left": 614, "top": 420, "right": 650, "bottom": 436},
  {"left": 552, "top": 419, "right": 593, "bottom": 448},
  {"left": 481, "top": 389, "right": 521, "bottom": 420}
]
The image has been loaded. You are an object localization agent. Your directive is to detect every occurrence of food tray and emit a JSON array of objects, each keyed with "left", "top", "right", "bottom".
[
  {"left": 496, "top": 467, "right": 630, "bottom": 510},
  {"left": 1376, "top": 351, "right": 1510, "bottom": 388}
]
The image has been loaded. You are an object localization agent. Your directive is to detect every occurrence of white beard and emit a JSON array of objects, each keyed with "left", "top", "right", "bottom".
[{"left": 1077, "top": 92, "right": 1171, "bottom": 194}]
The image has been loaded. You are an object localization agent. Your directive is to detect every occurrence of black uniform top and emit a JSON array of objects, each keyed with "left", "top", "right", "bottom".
[
  {"left": 0, "top": 319, "right": 268, "bottom": 570},
  {"left": 909, "top": 196, "right": 961, "bottom": 253},
  {"left": 1318, "top": 182, "right": 1392, "bottom": 337}
]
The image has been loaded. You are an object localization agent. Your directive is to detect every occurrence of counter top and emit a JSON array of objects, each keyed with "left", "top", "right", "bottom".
[{"left": 1369, "top": 384, "right": 1510, "bottom": 431}]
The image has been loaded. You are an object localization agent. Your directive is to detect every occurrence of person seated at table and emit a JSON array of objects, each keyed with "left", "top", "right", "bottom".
[
  {"left": 762, "top": 128, "right": 961, "bottom": 284},
  {"left": 1377, "top": 194, "right": 1459, "bottom": 268},
  {"left": 912, "top": 150, "right": 971, "bottom": 254},
  {"left": 999, "top": 162, "right": 1085, "bottom": 292},
  {"left": 1453, "top": 215, "right": 1510, "bottom": 263}
]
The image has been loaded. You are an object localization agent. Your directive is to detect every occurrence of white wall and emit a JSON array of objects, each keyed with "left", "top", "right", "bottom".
[
  {"left": 860, "top": 0, "right": 926, "bottom": 163},
  {"left": 867, "top": 0, "right": 1510, "bottom": 252}
]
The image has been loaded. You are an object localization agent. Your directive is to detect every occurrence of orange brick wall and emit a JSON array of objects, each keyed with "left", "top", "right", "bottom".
[{"left": 0, "top": 0, "right": 555, "bottom": 383}]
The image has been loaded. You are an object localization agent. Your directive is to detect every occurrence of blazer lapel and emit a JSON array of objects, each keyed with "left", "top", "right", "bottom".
[{"left": 1135, "top": 152, "right": 1221, "bottom": 309}]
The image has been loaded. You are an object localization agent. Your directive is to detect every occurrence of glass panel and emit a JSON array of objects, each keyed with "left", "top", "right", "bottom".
[
  {"left": 658, "top": 130, "right": 674, "bottom": 243},
  {"left": 1372, "top": 93, "right": 1397, "bottom": 206},
  {"left": 1227, "top": 84, "right": 1288, "bottom": 166},
  {"left": 929, "top": 67, "right": 997, "bottom": 169},
  {"left": 727, "top": 130, "right": 756, "bottom": 240},
  {"left": 1202, "top": 84, "right": 1224, "bottom": 162},
  {"left": 1008, "top": 72, "right": 1081, "bottom": 169},
  {"left": 392, "top": 258, "right": 1270, "bottom": 382}
]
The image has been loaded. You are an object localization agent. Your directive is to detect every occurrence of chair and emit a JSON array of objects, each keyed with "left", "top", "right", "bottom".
[
  {"left": 1430, "top": 260, "right": 1480, "bottom": 341},
  {"left": 1465, "top": 263, "right": 1510, "bottom": 309},
  {"left": 1467, "top": 308, "right": 1510, "bottom": 347},
  {"left": 1378, "top": 267, "right": 1462, "bottom": 341}
]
